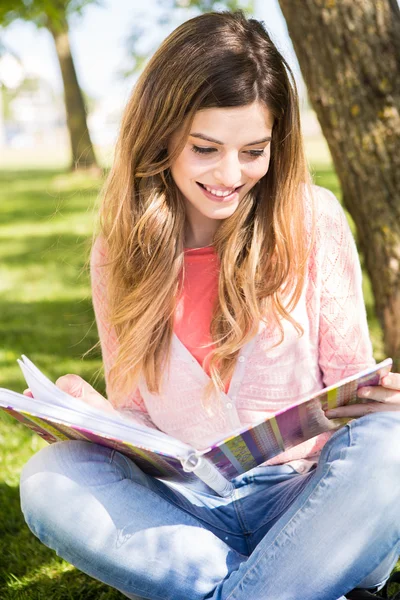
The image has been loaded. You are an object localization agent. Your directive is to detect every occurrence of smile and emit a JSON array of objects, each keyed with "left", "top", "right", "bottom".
[{"left": 196, "top": 182, "right": 244, "bottom": 202}]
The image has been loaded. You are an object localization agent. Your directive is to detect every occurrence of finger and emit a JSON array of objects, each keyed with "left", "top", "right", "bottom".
[
  {"left": 381, "top": 372, "right": 400, "bottom": 390},
  {"left": 55, "top": 374, "right": 100, "bottom": 399},
  {"left": 81, "top": 391, "right": 116, "bottom": 414},
  {"left": 325, "top": 402, "right": 400, "bottom": 419},
  {"left": 56, "top": 374, "right": 86, "bottom": 397},
  {"left": 357, "top": 385, "right": 400, "bottom": 403}
]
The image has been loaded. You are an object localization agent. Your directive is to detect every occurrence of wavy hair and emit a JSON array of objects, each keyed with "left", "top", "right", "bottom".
[{"left": 96, "top": 10, "right": 313, "bottom": 408}]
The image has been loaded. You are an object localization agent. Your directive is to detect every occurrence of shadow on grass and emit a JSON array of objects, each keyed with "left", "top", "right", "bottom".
[
  {"left": 0, "top": 298, "right": 98, "bottom": 352},
  {"left": 0, "top": 482, "right": 58, "bottom": 583},
  {"left": 0, "top": 179, "right": 102, "bottom": 223},
  {"left": 0, "top": 297, "right": 104, "bottom": 394},
  {"left": 0, "top": 168, "right": 106, "bottom": 182},
  {"left": 1, "top": 233, "right": 92, "bottom": 268},
  {"left": 0, "top": 169, "right": 68, "bottom": 181},
  {"left": 0, "top": 168, "right": 101, "bottom": 229},
  {"left": 0, "top": 193, "right": 97, "bottom": 228},
  {"left": 0, "top": 483, "right": 25, "bottom": 538},
  {"left": 0, "top": 572, "right": 127, "bottom": 600},
  {"left": 0, "top": 482, "right": 124, "bottom": 599}
]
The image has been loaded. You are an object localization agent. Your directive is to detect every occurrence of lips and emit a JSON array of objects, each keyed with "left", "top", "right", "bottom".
[
  {"left": 196, "top": 181, "right": 244, "bottom": 203},
  {"left": 197, "top": 182, "right": 243, "bottom": 193}
]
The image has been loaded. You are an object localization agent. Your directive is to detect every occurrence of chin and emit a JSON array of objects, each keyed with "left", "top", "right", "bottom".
[{"left": 207, "top": 205, "right": 239, "bottom": 219}]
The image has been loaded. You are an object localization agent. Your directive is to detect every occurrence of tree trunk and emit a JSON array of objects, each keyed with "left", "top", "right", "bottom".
[
  {"left": 47, "top": 17, "right": 98, "bottom": 170},
  {"left": 278, "top": 0, "right": 400, "bottom": 370}
]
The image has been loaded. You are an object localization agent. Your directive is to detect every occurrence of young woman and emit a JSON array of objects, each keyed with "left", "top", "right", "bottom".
[{"left": 20, "top": 10, "right": 400, "bottom": 600}]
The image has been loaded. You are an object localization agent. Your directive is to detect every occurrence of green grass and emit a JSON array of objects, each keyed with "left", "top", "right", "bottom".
[
  {"left": 0, "top": 167, "right": 124, "bottom": 599},
  {"left": 0, "top": 149, "right": 390, "bottom": 598}
]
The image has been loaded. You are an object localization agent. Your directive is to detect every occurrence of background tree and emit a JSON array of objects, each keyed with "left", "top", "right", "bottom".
[
  {"left": 278, "top": 0, "right": 400, "bottom": 369},
  {"left": 0, "top": 0, "right": 99, "bottom": 171}
]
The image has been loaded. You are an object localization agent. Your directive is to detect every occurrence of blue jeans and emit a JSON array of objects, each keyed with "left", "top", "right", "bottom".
[{"left": 20, "top": 412, "right": 400, "bottom": 600}]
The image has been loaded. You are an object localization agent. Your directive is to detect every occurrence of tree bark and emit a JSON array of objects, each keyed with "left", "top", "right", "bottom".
[
  {"left": 47, "top": 16, "right": 98, "bottom": 170},
  {"left": 278, "top": 0, "right": 400, "bottom": 370}
]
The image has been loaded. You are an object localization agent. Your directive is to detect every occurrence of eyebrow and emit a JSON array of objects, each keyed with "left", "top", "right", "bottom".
[{"left": 190, "top": 133, "right": 272, "bottom": 146}]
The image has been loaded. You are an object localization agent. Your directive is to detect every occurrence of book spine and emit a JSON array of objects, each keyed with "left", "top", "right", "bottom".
[{"left": 181, "top": 453, "right": 234, "bottom": 497}]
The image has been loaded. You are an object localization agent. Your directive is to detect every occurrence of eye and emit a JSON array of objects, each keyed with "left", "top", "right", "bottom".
[
  {"left": 246, "top": 149, "right": 266, "bottom": 158},
  {"left": 191, "top": 145, "right": 217, "bottom": 155}
]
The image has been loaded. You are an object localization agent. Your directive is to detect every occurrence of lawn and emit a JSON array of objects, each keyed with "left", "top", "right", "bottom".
[
  {"left": 0, "top": 167, "right": 121, "bottom": 599},
  {"left": 0, "top": 148, "right": 389, "bottom": 598}
]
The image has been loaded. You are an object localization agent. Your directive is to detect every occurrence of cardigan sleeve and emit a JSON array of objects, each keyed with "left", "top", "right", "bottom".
[
  {"left": 90, "top": 236, "right": 147, "bottom": 413},
  {"left": 315, "top": 187, "right": 375, "bottom": 386}
]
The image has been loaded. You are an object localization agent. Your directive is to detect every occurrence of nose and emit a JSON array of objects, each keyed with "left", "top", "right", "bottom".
[{"left": 213, "top": 152, "right": 242, "bottom": 189}]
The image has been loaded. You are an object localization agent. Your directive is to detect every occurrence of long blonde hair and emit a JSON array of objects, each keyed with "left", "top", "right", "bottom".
[{"left": 97, "top": 10, "right": 313, "bottom": 406}]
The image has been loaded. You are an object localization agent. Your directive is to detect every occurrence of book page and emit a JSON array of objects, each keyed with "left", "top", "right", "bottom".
[{"left": 0, "top": 386, "right": 193, "bottom": 458}]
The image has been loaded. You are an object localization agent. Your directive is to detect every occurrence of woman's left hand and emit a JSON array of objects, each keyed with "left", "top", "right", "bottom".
[{"left": 325, "top": 372, "right": 400, "bottom": 419}]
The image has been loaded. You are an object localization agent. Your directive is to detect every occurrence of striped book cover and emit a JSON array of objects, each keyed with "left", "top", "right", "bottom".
[{"left": 200, "top": 358, "right": 393, "bottom": 479}]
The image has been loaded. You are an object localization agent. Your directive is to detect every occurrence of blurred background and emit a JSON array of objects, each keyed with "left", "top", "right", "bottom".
[
  {"left": 1, "top": 1, "right": 398, "bottom": 598},
  {"left": 0, "top": 0, "right": 328, "bottom": 167}
]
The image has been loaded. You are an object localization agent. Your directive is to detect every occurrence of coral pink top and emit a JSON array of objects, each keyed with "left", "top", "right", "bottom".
[
  {"left": 91, "top": 187, "right": 375, "bottom": 468},
  {"left": 174, "top": 245, "right": 229, "bottom": 389}
]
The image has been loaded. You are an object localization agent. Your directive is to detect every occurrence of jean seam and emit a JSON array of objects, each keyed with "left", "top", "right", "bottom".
[
  {"left": 348, "top": 420, "right": 354, "bottom": 447},
  {"left": 231, "top": 490, "right": 253, "bottom": 554},
  {"left": 246, "top": 470, "right": 316, "bottom": 537},
  {"left": 224, "top": 459, "right": 337, "bottom": 600},
  {"left": 317, "top": 423, "right": 351, "bottom": 465},
  {"left": 154, "top": 483, "right": 245, "bottom": 538},
  {"left": 225, "top": 424, "right": 357, "bottom": 599},
  {"left": 111, "top": 450, "right": 137, "bottom": 480},
  {"left": 111, "top": 452, "right": 243, "bottom": 538},
  {"left": 233, "top": 492, "right": 251, "bottom": 534},
  {"left": 232, "top": 474, "right": 295, "bottom": 537}
]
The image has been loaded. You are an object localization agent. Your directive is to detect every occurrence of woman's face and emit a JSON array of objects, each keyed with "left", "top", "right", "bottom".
[{"left": 168, "top": 102, "right": 274, "bottom": 236}]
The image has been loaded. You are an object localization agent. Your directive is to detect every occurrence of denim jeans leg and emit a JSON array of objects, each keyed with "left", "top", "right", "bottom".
[
  {"left": 210, "top": 412, "right": 400, "bottom": 600},
  {"left": 352, "top": 545, "right": 400, "bottom": 592},
  {"left": 20, "top": 440, "right": 246, "bottom": 600}
]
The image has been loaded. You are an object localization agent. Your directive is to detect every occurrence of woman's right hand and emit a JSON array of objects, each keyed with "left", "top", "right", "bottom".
[{"left": 24, "top": 374, "right": 117, "bottom": 415}]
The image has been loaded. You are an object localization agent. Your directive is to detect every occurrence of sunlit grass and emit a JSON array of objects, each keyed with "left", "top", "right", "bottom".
[
  {"left": 0, "top": 165, "right": 121, "bottom": 599},
  {"left": 0, "top": 145, "right": 114, "bottom": 171}
]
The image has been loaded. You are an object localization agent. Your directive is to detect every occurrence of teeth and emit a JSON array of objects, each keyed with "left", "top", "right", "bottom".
[{"left": 203, "top": 185, "right": 235, "bottom": 197}]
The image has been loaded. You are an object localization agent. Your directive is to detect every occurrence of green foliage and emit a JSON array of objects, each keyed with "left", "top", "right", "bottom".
[
  {"left": 0, "top": 0, "right": 100, "bottom": 31},
  {"left": 172, "top": 0, "right": 253, "bottom": 10}
]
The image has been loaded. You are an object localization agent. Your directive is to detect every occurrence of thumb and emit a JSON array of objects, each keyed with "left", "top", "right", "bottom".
[{"left": 55, "top": 374, "right": 91, "bottom": 398}]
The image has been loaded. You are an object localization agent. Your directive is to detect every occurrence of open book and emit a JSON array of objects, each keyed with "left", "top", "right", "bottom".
[{"left": 0, "top": 356, "right": 392, "bottom": 496}]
